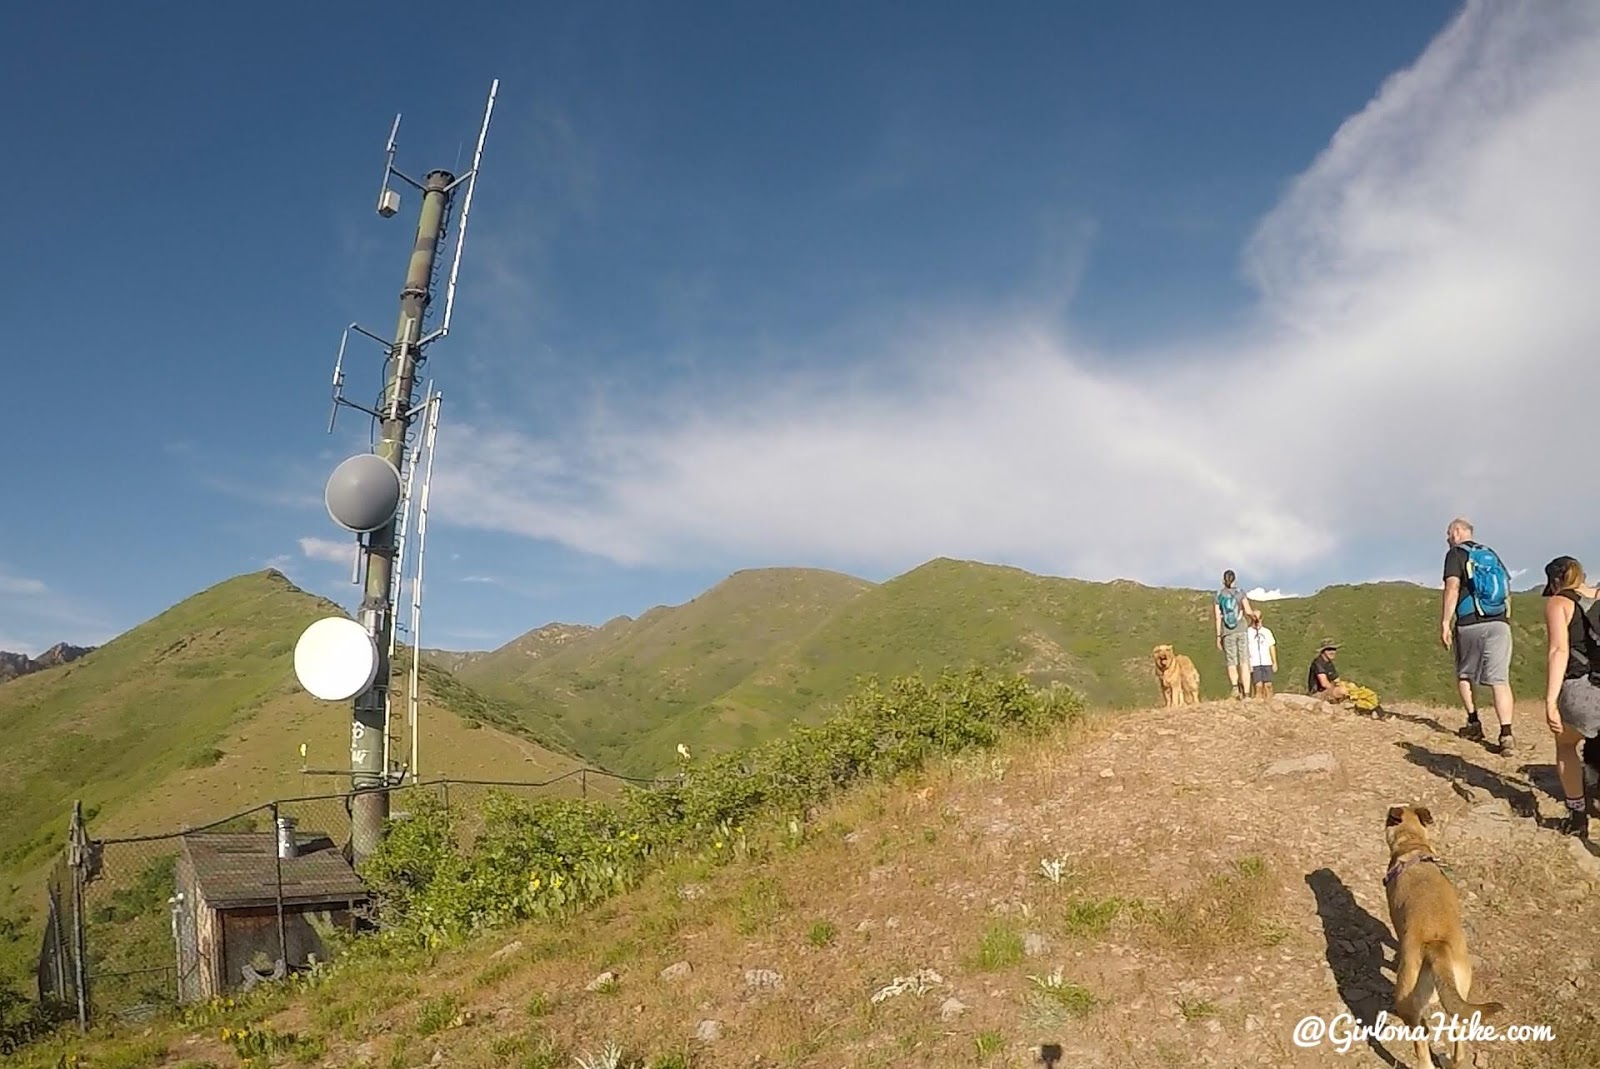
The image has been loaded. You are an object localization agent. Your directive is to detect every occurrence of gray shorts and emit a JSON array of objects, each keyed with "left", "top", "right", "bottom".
[
  {"left": 1454, "top": 619, "right": 1511, "bottom": 685},
  {"left": 1222, "top": 630, "right": 1249, "bottom": 669},
  {"left": 1557, "top": 676, "right": 1600, "bottom": 739},
  {"left": 1250, "top": 665, "right": 1274, "bottom": 684}
]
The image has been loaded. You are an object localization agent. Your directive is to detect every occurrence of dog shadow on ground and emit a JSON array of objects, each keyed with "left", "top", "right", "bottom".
[
  {"left": 1397, "top": 741, "right": 1541, "bottom": 820},
  {"left": 1306, "top": 868, "right": 1400, "bottom": 1068}
]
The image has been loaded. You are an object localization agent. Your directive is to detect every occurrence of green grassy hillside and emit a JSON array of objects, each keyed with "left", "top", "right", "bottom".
[
  {"left": 0, "top": 570, "right": 590, "bottom": 998},
  {"left": 457, "top": 567, "right": 876, "bottom": 768},
  {"left": 726, "top": 560, "right": 1551, "bottom": 717},
  {"left": 0, "top": 554, "right": 1564, "bottom": 1035},
  {"left": 0, "top": 556, "right": 1545, "bottom": 931},
  {"left": 17, "top": 687, "right": 1598, "bottom": 1069},
  {"left": 458, "top": 558, "right": 1551, "bottom": 777}
]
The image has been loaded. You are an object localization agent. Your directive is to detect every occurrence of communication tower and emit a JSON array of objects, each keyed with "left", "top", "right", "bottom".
[{"left": 292, "top": 80, "right": 498, "bottom": 864}]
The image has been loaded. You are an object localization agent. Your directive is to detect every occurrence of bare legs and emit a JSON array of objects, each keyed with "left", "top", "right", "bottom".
[
  {"left": 1458, "top": 679, "right": 1514, "bottom": 747},
  {"left": 1555, "top": 722, "right": 1585, "bottom": 800}
]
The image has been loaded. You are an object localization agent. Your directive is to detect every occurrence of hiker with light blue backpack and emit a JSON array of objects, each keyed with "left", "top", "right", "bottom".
[
  {"left": 1440, "top": 517, "right": 1517, "bottom": 756},
  {"left": 1214, "top": 570, "right": 1255, "bottom": 700}
]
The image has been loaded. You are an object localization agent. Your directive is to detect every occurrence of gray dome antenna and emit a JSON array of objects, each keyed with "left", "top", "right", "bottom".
[{"left": 325, "top": 454, "right": 402, "bottom": 533}]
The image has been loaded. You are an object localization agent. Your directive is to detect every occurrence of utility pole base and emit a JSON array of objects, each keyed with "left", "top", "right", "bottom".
[{"left": 349, "top": 789, "right": 390, "bottom": 866}]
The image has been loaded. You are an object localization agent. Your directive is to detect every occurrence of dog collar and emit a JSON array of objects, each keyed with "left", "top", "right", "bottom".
[{"left": 1384, "top": 853, "right": 1440, "bottom": 887}]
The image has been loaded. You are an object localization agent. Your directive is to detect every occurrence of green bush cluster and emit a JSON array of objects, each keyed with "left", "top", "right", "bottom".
[
  {"left": 359, "top": 792, "right": 643, "bottom": 947},
  {"left": 359, "top": 667, "right": 1083, "bottom": 948},
  {"left": 0, "top": 984, "right": 62, "bottom": 1055}
]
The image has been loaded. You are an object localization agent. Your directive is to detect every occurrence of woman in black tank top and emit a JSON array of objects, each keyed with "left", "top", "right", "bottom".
[{"left": 1540, "top": 556, "right": 1600, "bottom": 838}]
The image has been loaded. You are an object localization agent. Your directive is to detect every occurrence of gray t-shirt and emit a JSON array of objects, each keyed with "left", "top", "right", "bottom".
[{"left": 1216, "top": 588, "right": 1248, "bottom": 634}]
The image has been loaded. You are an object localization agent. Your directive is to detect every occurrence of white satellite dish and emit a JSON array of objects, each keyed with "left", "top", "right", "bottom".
[{"left": 293, "top": 616, "right": 380, "bottom": 702}]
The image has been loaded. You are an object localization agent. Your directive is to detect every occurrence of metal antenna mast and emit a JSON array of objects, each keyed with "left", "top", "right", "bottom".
[{"left": 294, "top": 79, "right": 498, "bottom": 866}]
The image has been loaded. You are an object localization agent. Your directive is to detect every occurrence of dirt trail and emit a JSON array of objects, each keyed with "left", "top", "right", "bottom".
[
  {"left": 144, "top": 696, "right": 1600, "bottom": 1069},
  {"left": 936, "top": 695, "right": 1600, "bottom": 1067}
]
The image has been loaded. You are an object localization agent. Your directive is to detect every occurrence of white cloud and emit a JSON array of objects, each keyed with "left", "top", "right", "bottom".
[
  {"left": 436, "top": 627, "right": 503, "bottom": 644},
  {"left": 298, "top": 537, "right": 358, "bottom": 567},
  {"left": 431, "top": 0, "right": 1600, "bottom": 586},
  {"left": 1246, "top": 588, "right": 1294, "bottom": 602},
  {"left": 199, "top": 474, "right": 322, "bottom": 512},
  {"left": 0, "top": 567, "right": 112, "bottom": 655},
  {"left": 0, "top": 573, "right": 49, "bottom": 597}
]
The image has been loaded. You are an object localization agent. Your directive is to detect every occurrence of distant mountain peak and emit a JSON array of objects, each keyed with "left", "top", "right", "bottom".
[
  {"left": 0, "top": 642, "right": 94, "bottom": 684},
  {"left": 507, "top": 622, "right": 599, "bottom": 658}
]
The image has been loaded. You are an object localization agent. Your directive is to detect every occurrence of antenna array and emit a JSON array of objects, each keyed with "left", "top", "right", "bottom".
[{"left": 291, "top": 80, "right": 498, "bottom": 865}]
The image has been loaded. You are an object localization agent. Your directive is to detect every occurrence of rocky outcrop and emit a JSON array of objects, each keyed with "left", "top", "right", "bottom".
[{"left": 0, "top": 642, "right": 93, "bottom": 683}]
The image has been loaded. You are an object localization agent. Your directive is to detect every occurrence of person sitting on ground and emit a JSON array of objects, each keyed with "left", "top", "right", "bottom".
[
  {"left": 1539, "top": 555, "right": 1600, "bottom": 838},
  {"left": 1306, "top": 641, "right": 1350, "bottom": 703},
  {"left": 1246, "top": 611, "right": 1277, "bottom": 699}
]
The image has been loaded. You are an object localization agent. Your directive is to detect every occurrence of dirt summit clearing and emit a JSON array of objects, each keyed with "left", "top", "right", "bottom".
[{"left": 47, "top": 696, "right": 1600, "bottom": 1068}]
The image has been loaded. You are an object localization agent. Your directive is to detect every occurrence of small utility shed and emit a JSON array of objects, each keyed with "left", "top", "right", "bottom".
[{"left": 172, "top": 830, "right": 367, "bottom": 1002}]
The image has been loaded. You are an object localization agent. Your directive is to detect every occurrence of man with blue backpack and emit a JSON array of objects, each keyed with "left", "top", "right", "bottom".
[{"left": 1441, "top": 518, "right": 1516, "bottom": 755}]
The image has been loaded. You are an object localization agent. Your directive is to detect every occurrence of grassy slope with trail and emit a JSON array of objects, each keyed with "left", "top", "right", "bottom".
[{"left": 459, "top": 559, "right": 1551, "bottom": 776}]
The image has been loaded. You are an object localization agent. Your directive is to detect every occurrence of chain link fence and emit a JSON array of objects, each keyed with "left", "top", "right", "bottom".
[
  {"left": 33, "top": 769, "right": 654, "bottom": 1028},
  {"left": 34, "top": 838, "right": 86, "bottom": 1031}
]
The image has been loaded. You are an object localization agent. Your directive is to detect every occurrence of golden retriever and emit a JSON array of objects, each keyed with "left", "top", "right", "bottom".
[{"left": 1152, "top": 644, "right": 1200, "bottom": 707}]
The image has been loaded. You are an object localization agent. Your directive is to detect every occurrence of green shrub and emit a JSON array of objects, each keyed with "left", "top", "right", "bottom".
[
  {"left": 359, "top": 793, "right": 649, "bottom": 948},
  {"left": 972, "top": 921, "right": 1024, "bottom": 970},
  {"left": 0, "top": 983, "right": 60, "bottom": 1054},
  {"left": 90, "top": 854, "right": 177, "bottom": 925},
  {"left": 359, "top": 667, "right": 1082, "bottom": 949},
  {"left": 183, "top": 746, "right": 225, "bottom": 769}
]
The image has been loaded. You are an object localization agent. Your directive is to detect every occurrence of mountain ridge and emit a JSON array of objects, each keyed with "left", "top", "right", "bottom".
[
  {"left": 0, "top": 642, "right": 95, "bottom": 684},
  {"left": 426, "top": 559, "right": 1532, "bottom": 778}
]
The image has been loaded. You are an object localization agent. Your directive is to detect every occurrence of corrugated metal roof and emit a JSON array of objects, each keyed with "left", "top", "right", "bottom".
[{"left": 181, "top": 832, "right": 368, "bottom": 908}]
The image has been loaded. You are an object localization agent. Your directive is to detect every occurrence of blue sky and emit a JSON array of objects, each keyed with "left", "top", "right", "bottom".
[{"left": 8, "top": 0, "right": 1600, "bottom": 655}]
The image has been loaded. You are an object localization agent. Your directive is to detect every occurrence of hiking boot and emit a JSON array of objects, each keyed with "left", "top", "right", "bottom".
[
  {"left": 1459, "top": 718, "right": 1483, "bottom": 741},
  {"left": 1496, "top": 732, "right": 1516, "bottom": 757},
  {"left": 1556, "top": 808, "right": 1590, "bottom": 839}
]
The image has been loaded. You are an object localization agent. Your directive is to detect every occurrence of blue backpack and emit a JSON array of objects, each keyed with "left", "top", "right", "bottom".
[
  {"left": 1459, "top": 541, "right": 1510, "bottom": 618},
  {"left": 1217, "top": 589, "right": 1243, "bottom": 630}
]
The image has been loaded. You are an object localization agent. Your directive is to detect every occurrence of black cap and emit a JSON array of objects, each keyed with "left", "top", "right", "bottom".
[{"left": 1544, "top": 556, "right": 1580, "bottom": 596}]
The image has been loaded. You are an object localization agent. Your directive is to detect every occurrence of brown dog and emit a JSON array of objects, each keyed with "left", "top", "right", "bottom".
[
  {"left": 1152, "top": 644, "right": 1200, "bottom": 707},
  {"left": 1382, "top": 805, "right": 1504, "bottom": 1068}
]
